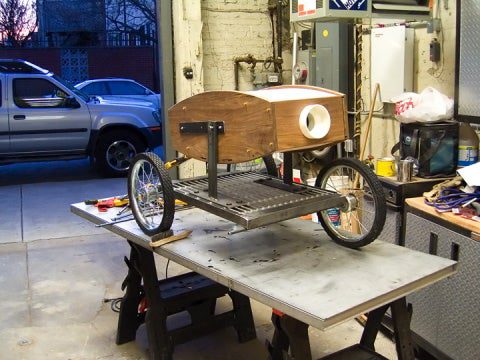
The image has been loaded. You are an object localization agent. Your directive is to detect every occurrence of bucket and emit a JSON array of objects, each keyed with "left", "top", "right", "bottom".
[{"left": 376, "top": 157, "right": 396, "bottom": 177}]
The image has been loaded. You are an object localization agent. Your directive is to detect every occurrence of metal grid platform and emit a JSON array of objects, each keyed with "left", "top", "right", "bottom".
[{"left": 173, "top": 171, "right": 346, "bottom": 229}]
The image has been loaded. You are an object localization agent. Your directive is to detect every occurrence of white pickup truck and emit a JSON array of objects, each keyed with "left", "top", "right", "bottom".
[{"left": 0, "top": 59, "right": 162, "bottom": 176}]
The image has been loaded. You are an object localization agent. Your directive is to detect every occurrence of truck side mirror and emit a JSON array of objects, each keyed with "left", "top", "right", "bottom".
[{"left": 66, "top": 96, "right": 81, "bottom": 108}]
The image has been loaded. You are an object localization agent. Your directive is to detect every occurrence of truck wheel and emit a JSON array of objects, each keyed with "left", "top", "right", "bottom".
[{"left": 95, "top": 130, "right": 146, "bottom": 177}]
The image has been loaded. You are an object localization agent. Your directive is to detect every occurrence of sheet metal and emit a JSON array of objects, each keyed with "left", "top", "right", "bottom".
[{"left": 71, "top": 203, "right": 457, "bottom": 331}]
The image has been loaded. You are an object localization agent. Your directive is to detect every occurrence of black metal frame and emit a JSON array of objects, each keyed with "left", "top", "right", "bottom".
[
  {"left": 116, "top": 241, "right": 256, "bottom": 360},
  {"left": 266, "top": 297, "right": 415, "bottom": 360},
  {"left": 179, "top": 120, "right": 298, "bottom": 199},
  {"left": 179, "top": 120, "right": 225, "bottom": 199}
]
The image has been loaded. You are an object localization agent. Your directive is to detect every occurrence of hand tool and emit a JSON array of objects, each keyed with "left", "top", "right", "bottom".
[{"left": 84, "top": 196, "right": 129, "bottom": 212}]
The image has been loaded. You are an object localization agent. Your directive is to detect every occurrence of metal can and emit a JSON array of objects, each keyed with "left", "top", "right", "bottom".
[
  {"left": 376, "top": 157, "right": 396, "bottom": 177},
  {"left": 326, "top": 208, "right": 341, "bottom": 227}
]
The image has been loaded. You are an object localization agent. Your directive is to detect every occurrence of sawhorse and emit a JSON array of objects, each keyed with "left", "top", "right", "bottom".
[
  {"left": 267, "top": 297, "right": 414, "bottom": 360},
  {"left": 116, "top": 241, "right": 257, "bottom": 360}
]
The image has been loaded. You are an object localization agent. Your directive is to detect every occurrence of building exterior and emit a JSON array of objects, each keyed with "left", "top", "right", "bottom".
[
  {"left": 1, "top": 0, "right": 157, "bottom": 88},
  {"left": 36, "top": 0, "right": 107, "bottom": 47},
  {"left": 35, "top": 0, "right": 156, "bottom": 48}
]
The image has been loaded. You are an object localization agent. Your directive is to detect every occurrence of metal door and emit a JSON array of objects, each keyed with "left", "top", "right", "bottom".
[{"left": 8, "top": 75, "right": 91, "bottom": 154}]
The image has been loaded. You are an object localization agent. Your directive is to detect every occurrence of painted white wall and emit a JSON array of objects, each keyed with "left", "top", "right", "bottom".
[
  {"left": 363, "top": 4, "right": 456, "bottom": 161},
  {"left": 171, "top": 0, "right": 206, "bottom": 178},
  {"left": 201, "top": 0, "right": 275, "bottom": 91},
  {"left": 170, "top": 1, "right": 457, "bottom": 169}
]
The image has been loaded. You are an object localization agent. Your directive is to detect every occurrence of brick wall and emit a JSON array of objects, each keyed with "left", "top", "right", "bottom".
[
  {"left": 0, "top": 47, "right": 156, "bottom": 90},
  {"left": 0, "top": 48, "right": 62, "bottom": 73},
  {"left": 201, "top": 0, "right": 274, "bottom": 91},
  {"left": 88, "top": 47, "right": 157, "bottom": 90}
]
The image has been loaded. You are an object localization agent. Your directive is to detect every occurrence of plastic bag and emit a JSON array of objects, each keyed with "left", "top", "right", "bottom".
[{"left": 391, "top": 87, "right": 453, "bottom": 123}]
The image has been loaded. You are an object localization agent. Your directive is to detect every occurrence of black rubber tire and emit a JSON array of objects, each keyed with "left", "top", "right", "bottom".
[
  {"left": 315, "top": 158, "right": 386, "bottom": 248},
  {"left": 262, "top": 155, "right": 278, "bottom": 177},
  {"left": 128, "top": 152, "right": 175, "bottom": 236},
  {"left": 94, "top": 130, "right": 146, "bottom": 177}
]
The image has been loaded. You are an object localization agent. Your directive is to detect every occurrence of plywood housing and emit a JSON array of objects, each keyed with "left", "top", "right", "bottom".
[{"left": 168, "top": 85, "right": 348, "bottom": 164}]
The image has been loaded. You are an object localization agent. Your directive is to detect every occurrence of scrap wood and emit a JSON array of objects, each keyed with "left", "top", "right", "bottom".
[
  {"left": 149, "top": 230, "right": 192, "bottom": 248},
  {"left": 355, "top": 314, "right": 368, "bottom": 327}
]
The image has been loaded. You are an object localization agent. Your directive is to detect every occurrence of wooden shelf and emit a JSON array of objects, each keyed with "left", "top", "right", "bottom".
[{"left": 405, "top": 197, "right": 480, "bottom": 236}]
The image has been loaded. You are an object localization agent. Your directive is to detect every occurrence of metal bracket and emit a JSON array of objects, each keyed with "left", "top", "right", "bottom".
[
  {"left": 179, "top": 121, "right": 225, "bottom": 134},
  {"left": 179, "top": 120, "right": 224, "bottom": 199}
]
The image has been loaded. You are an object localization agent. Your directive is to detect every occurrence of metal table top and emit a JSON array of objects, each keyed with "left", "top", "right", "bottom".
[{"left": 71, "top": 202, "right": 457, "bottom": 330}]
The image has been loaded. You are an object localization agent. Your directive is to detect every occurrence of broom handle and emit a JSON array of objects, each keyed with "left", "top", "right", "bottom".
[{"left": 355, "top": 83, "right": 380, "bottom": 188}]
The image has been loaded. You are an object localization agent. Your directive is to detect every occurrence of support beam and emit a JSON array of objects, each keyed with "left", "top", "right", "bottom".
[{"left": 157, "top": 0, "right": 177, "bottom": 178}]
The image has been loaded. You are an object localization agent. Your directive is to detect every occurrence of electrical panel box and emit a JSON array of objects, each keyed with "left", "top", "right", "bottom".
[
  {"left": 370, "top": 25, "right": 414, "bottom": 102},
  {"left": 314, "top": 22, "right": 349, "bottom": 94},
  {"left": 294, "top": 49, "right": 316, "bottom": 85},
  {"left": 290, "top": 0, "right": 431, "bottom": 22}
]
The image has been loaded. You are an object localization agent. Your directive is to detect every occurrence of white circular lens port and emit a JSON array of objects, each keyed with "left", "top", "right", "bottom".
[{"left": 299, "top": 104, "right": 331, "bottom": 139}]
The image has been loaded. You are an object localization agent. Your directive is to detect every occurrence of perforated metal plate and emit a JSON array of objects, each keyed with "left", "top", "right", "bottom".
[{"left": 173, "top": 171, "right": 346, "bottom": 229}]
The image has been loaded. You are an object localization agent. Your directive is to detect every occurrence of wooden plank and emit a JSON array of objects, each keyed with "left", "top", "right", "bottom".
[
  {"left": 405, "top": 197, "right": 480, "bottom": 235},
  {"left": 274, "top": 96, "right": 348, "bottom": 152},
  {"left": 169, "top": 91, "right": 276, "bottom": 163}
]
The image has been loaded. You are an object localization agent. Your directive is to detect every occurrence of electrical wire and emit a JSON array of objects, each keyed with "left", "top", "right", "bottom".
[{"left": 104, "top": 297, "right": 122, "bottom": 313}]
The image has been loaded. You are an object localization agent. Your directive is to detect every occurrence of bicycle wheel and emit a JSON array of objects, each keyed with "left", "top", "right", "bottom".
[
  {"left": 128, "top": 152, "right": 175, "bottom": 236},
  {"left": 315, "top": 158, "right": 386, "bottom": 248}
]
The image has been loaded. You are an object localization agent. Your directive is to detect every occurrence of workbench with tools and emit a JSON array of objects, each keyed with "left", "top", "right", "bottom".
[
  {"left": 402, "top": 197, "right": 480, "bottom": 360},
  {"left": 72, "top": 201, "right": 457, "bottom": 360}
]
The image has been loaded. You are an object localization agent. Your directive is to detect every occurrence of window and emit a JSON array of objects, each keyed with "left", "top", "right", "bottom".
[
  {"left": 81, "top": 82, "right": 109, "bottom": 95},
  {"left": 13, "top": 79, "right": 69, "bottom": 108},
  {"left": 108, "top": 81, "right": 147, "bottom": 95}
]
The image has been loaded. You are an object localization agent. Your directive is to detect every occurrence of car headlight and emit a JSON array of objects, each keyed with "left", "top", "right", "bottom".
[{"left": 152, "top": 110, "right": 161, "bottom": 124}]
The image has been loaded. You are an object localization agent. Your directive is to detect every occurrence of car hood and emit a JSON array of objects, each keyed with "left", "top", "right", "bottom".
[{"left": 90, "top": 95, "right": 157, "bottom": 109}]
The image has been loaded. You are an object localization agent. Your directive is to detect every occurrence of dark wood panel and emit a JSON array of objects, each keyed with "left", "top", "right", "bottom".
[{"left": 169, "top": 91, "right": 275, "bottom": 163}]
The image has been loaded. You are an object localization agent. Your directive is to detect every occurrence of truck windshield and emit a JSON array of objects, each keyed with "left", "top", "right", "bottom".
[{"left": 52, "top": 75, "right": 90, "bottom": 102}]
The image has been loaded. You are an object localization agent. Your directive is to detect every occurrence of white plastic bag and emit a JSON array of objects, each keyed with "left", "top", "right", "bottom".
[{"left": 391, "top": 87, "right": 453, "bottom": 123}]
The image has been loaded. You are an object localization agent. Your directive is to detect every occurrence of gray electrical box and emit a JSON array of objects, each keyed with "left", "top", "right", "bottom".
[{"left": 315, "top": 22, "right": 348, "bottom": 94}]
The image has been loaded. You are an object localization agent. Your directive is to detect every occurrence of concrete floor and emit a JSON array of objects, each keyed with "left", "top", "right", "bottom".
[{"left": 0, "top": 159, "right": 398, "bottom": 359}]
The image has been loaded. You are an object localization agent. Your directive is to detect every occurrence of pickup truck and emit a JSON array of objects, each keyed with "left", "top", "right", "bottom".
[{"left": 0, "top": 59, "right": 162, "bottom": 176}]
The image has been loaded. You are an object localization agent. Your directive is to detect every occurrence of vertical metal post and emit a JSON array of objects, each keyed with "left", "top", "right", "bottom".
[
  {"left": 283, "top": 152, "right": 293, "bottom": 185},
  {"left": 207, "top": 121, "right": 218, "bottom": 199},
  {"left": 157, "top": 1, "right": 177, "bottom": 178}
]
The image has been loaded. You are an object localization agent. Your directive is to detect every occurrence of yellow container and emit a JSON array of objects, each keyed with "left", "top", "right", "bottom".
[{"left": 376, "top": 157, "right": 395, "bottom": 177}]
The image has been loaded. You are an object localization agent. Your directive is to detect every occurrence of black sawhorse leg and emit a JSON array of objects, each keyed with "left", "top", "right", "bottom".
[
  {"left": 267, "top": 297, "right": 415, "bottom": 360},
  {"left": 117, "top": 242, "right": 171, "bottom": 359},
  {"left": 267, "top": 311, "right": 312, "bottom": 360},
  {"left": 116, "top": 241, "right": 256, "bottom": 360}
]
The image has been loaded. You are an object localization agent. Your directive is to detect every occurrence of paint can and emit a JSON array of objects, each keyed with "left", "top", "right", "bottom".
[
  {"left": 376, "top": 157, "right": 396, "bottom": 177},
  {"left": 326, "top": 208, "right": 341, "bottom": 227}
]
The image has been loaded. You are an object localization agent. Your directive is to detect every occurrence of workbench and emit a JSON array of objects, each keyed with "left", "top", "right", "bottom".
[
  {"left": 71, "top": 202, "right": 457, "bottom": 360},
  {"left": 403, "top": 197, "right": 480, "bottom": 360}
]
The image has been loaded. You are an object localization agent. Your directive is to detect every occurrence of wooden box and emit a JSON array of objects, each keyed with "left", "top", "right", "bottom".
[{"left": 168, "top": 85, "right": 348, "bottom": 164}]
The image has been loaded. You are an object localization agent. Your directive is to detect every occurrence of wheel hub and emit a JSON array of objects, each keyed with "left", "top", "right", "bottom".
[
  {"left": 140, "top": 183, "right": 160, "bottom": 204},
  {"left": 106, "top": 140, "right": 136, "bottom": 171},
  {"left": 342, "top": 193, "right": 359, "bottom": 212}
]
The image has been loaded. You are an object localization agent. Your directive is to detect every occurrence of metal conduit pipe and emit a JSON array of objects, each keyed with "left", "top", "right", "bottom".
[{"left": 233, "top": 55, "right": 266, "bottom": 91}]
